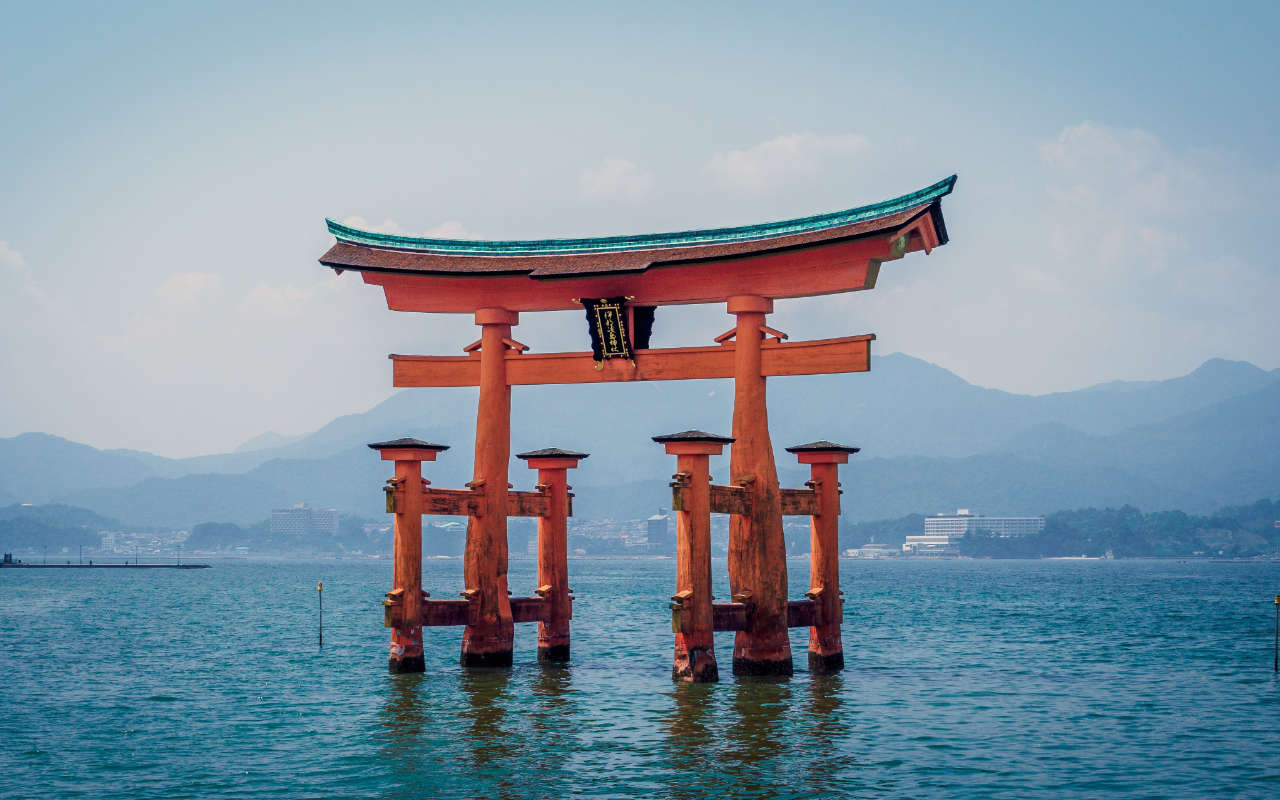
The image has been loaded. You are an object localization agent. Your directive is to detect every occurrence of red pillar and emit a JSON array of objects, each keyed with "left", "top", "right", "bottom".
[
  {"left": 726, "top": 295, "right": 791, "bottom": 676},
  {"left": 369, "top": 438, "right": 449, "bottom": 674},
  {"left": 517, "top": 448, "right": 588, "bottom": 663},
  {"left": 786, "top": 441, "right": 859, "bottom": 674},
  {"left": 462, "top": 307, "right": 518, "bottom": 667},
  {"left": 654, "top": 430, "right": 733, "bottom": 683}
]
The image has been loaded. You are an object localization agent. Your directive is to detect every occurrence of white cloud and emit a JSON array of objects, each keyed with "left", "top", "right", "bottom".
[
  {"left": 154, "top": 272, "right": 222, "bottom": 308},
  {"left": 579, "top": 157, "right": 655, "bottom": 202},
  {"left": 0, "top": 241, "right": 42, "bottom": 301},
  {"left": 341, "top": 216, "right": 473, "bottom": 239},
  {"left": 424, "top": 220, "right": 472, "bottom": 238},
  {"left": 706, "top": 133, "right": 869, "bottom": 192},
  {"left": 0, "top": 241, "right": 26, "bottom": 270},
  {"left": 240, "top": 283, "right": 316, "bottom": 320}
]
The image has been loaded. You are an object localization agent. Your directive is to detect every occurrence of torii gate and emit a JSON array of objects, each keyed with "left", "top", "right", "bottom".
[{"left": 320, "top": 175, "right": 955, "bottom": 679}]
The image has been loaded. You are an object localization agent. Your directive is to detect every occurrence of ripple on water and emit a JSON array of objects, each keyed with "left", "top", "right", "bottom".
[{"left": 2, "top": 558, "right": 1280, "bottom": 799}]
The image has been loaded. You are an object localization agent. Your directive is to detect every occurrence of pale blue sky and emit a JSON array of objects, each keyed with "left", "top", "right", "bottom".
[{"left": 2, "top": 1, "right": 1277, "bottom": 455}]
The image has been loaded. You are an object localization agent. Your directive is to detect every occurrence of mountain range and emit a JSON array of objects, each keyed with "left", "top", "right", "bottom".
[{"left": 1, "top": 354, "right": 1276, "bottom": 526}]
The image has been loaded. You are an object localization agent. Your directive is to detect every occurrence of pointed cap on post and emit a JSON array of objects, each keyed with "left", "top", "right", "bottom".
[
  {"left": 368, "top": 438, "right": 450, "bottom": 462},
  {"left": 653, "top": 430, "right": 734, "bottom": 456},
  {"left": 786, "top": 440, "right": 860, "bottom": 464},
  {"left": 517, "top": 447, "right": 589, "bottom": 470}
]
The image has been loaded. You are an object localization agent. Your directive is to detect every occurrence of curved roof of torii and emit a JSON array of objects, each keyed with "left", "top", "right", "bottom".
[{"left": 319, "top": 175, "right": 955, "bottom": 280}]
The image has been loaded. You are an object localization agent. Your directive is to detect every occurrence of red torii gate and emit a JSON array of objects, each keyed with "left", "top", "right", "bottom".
[{"left": 320, "top": 175, "right": 955, "bottom": 679}]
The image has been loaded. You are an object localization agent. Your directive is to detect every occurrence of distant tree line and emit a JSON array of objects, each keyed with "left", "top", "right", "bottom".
[{"left": 0, "top": 504, "right": 118, "bottom": 552}]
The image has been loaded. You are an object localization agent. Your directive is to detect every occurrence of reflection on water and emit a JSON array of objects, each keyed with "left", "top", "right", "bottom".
[
  {"left": 802, "top": 674, "right": 850, "bottom": 796},
  {"left": 528, "top": 666, "right": 574, "bottom": 784},
  {"left": 663, "top": 683, "right": 719, "bottom": 800},
  {"left": 378, "top": 673, "right": 432, "bottom": 794},
  {"left": 14, "top": 559, "right": 1270, "bottom": 799},
  {"left": 459, "top": 667, "right": 518, "bottom": 796}
]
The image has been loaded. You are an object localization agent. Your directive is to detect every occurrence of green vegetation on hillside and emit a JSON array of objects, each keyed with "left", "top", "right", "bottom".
[{"left": 960, "top": 500, "right": 1280, "bottom": 558}]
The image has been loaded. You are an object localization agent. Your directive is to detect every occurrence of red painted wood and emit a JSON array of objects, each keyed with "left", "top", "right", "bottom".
[
  {"left": 460, "top": 310, "right": 515, "bottom": 667},
  {"left": 363, "top": 235, "right": 897, "bottom": 313},
  {"left": 806, "top": 460, "right": 845, "bottom": 673},
  {"left": 388, "top": 458, "right": 424, "bottom": 672},
  {"left": 664, "top": 446, "right": 721, "bottom": 682},
  {"left": 727, "top": 296, "right": 793, "bottom": 676},
  {"left": 390, "top": 336, "right": 874, "bottom": 388}
]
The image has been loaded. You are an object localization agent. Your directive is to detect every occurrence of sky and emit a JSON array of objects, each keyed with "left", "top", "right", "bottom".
[{"left": 2, "top": 1, "right": 1277, "bottom": 457}]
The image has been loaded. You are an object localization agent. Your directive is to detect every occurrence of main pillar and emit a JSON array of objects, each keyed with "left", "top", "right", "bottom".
[
  {"left": 787, "top": 441, "right": 859, "bottom": 674},
  {"left": 369, "top": 438, "right": 449, "bottom": 673},
  {"left": 517, "top": 448, "right": 588, "bottom": 663},
  {"left": 654, "top": 430, "right": 733, "bottom": 682},
  {"left": 726, "top": 295, "right": 792, "bottom": 675},
  {"left": 461, "top": 307, "right": 518, "bottom": 667}
]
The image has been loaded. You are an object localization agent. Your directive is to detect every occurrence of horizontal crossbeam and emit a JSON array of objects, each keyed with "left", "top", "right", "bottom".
[
  {"left": 779, "top": 488, "right": 819, "bottom": 516},
  {"left": 414, "top": 488, "right": 564, "bottom": 518},
  {"left": 418, "top": 596, "right": 551, "bottom": 627},
  {"left": 391, "top": 335, "right": 874, "bottom": 388}
]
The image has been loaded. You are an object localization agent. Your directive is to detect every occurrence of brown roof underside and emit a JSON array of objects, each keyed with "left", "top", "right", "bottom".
[{"left": 319, "top": 205, "right": 932, "bottom": 279}]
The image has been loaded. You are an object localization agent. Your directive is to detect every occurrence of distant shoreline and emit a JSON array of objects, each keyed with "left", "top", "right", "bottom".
[{"left": 0, "top": 563, "right": 210, "bottom": 569}]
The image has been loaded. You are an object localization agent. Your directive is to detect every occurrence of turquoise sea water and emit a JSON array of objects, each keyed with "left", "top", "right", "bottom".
[{"left": 2, "top": 558, "right": 1279, "bottom": 799}]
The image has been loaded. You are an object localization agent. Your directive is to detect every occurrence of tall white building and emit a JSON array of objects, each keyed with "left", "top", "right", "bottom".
[
  {"left": 271, "top": 504, "right": 339, "bottom": 536},
  {"left": 903, "top": 509, "right": 1045, "bottom": 555}
]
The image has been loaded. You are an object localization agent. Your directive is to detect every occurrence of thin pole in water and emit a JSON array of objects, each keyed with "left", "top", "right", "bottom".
[
  {"left": 1273, "top": 595, "right": 1278, "bottom": 673},
  {"left": 318, "top": 582, "right": 324, "bottom": 650}
]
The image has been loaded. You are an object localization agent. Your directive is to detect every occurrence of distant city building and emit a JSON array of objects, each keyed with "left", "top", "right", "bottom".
[
  {"left": 647, "top": 511, "right": 672, "bottom": 552},
  {"left": 903, "top": 509, "right": 1045, "bottom": 555},
  {"left": 846, "top": 542, "right": 898, "bottom": 558},
  {"left": 271, "top": 504, "right": 339, "bottom": 536}
]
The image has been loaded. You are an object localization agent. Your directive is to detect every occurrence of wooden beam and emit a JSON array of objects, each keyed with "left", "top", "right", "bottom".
[
  {"left": 779, "top": 488, "right": 819, "bottom": 516},
  {"left": 510, "top": 596, "right": 549, "bottom": 624},
  {"left": 708, "top": 484, "right": 750, "bottom": 516},
  {"left": 421, "top": 597, "right": 550, "bottom": 626},
  {"left": 711, "top": 602, "right": 751, "bottom": 632},
  {"left": 421, "top": 488, "right": 481, "bottom": 516},
  {"left": 507, "top": 490, "right": 551, "bottom": 518},
  {"left": 786, "top": 599, "right": 821, "bottom": 628},
  {"left": 422, "top": 599, "right": 470, "bottom": 627},
  {"left": 391, "top": 335, "right": 873, "bottom": 388}
]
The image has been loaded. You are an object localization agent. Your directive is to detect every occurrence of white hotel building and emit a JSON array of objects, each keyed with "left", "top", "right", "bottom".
[{"left": 902, "top": 509, "right": 1045, "bottom": 555}]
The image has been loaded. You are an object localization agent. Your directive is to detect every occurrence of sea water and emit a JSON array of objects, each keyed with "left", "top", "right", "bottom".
[{"left": 2, "top": 558, "right": 1278, "bottom": 799}]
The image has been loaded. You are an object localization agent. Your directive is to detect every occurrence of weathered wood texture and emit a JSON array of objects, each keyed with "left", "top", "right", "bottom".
[
  {"left": 530, "top": 461, "right": 574, "bottom": 661},
  {"left": 807, "top": 461, "right": 844, "bottom": 673},
  {"left": 421, "top": 488, "right": 480, "bottom": 516},
  {"left": 786, "top": 599, "right": 821, "bottom": 629},
  {"left": 727, "top": 297, "right": 793, "bottom": 676},
  {"left": 779, "top": 488, "right": 819, "bottom": 516},
  {"left": 388, "top": 459, "right": 425, "bottom": 673},
  {"left": 390, "top": 335, "right": 873, "bottom": 388},
  {"left": 506, "top": 490, "right": 551, "bottom": 518},
  {"left": 708, "top": 484, "right": 750, "bottom": 516},
  {"left": 671, "top": 452, "right": 718, "bottom": 682},
  {"left": 460, "top": 311, "right": 515, "bottom": 667}
]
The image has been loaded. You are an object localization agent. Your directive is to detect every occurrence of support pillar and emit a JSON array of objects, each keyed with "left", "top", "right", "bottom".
[
  {"left": 369, "top": 438, "right": 450, "bottom": 674},
  {"left": 517, "top": 448, "right": 589, "bottom": 663},
  {"left": 786, "top": 441, "right": 859, "bottom": 674},
  {"left": 462, "top": 307, "right": 518, "bottom": 667},
  {"left": 726, "top": 295, "right": 791, "bottom": 676},
  {"left": 654, "top": 430, "right": 733, "bottom": 683}
]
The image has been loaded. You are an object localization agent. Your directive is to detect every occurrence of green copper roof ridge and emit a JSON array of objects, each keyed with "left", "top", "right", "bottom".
[{"left": 326, "top": 174, "right": 956, "bottom": 256}]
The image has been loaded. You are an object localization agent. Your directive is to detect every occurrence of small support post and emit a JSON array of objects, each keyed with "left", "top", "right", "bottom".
[
  {"left": 517, "top": 448, "right": 589, "bottom": 663},
  {"left": 654, "top": 430, "right": 735, "bottom": 683},
  {"left": 369, "top": 438, "right": 450, "bottom": 674},
  {"left": 463, "top": 307, "right": 519, "bottom": 667},
  {"left": 786, "top": 441, "right": 860, "bottom": 674}
]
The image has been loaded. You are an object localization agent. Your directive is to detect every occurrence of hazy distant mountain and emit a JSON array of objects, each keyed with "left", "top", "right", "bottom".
[{"left": 3, "top": 354, "right": 1277, "bottom": 526}]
